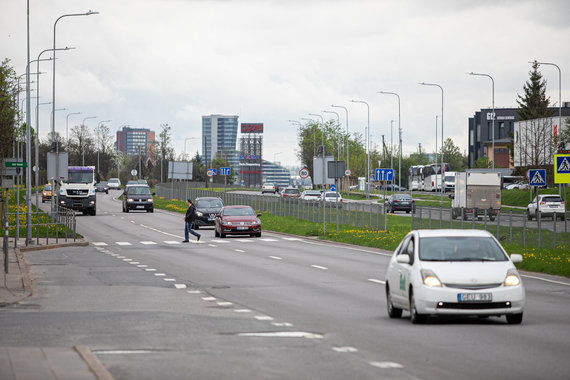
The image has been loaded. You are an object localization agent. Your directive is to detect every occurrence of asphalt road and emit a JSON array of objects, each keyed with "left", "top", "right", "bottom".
[{"left": 1, "top": 191, "right": 569, "bottom": 379}]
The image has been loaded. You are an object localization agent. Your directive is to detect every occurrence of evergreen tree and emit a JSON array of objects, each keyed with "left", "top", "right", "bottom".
[{"left": 517, "top": 61, "right": 553, "bottom": 120}]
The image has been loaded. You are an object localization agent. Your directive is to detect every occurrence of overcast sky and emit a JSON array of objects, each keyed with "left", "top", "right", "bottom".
[{"left": 2, "top": 0, "right": 569, "bottom": 168}]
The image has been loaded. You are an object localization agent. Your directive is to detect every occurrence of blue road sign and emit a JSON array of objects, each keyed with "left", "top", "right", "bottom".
[
  {"left": 329, "top": 184, "right": 337, "bottom": 191},
  {"left": 209, "top": 168, "right": 217, "bottom": 175},
  {"left": 220, "top": 167, "right": 231, "bottom": 176},
  {"left": 529, "top": 169, "right": 546, "bottom": 187},
  {"left": 375, "top": 168, "right": 394, "bottom": 181}
]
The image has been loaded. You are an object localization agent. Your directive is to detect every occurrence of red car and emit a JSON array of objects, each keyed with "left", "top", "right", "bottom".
[{"left": 215, "top": 205, "right": 262, "bottom": 238}]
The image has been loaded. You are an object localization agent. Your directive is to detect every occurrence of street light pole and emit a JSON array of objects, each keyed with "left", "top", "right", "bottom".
[
  {"left": 82, "top": 116, "right": 97, "bottom": 165},
  {"left": 350, "top": 100, "right": 370, "bottom": 199},
  {"left": 419, "top": 82, "right": 444, "bottom": 205},
  {"left": 378, "top": 91, "right": 401, "bottom": 188},
  {"left": 96, "top": 120, "right": 111, "bottom": 177},
  {"left": 308, "top": 113, "right": 327, "bottom": 235},
  {"left": 468, "top": 72, "right": 495, "bottom": 169},
  {"left": 331, "top": 105, "right": 350, "bottom": 194},
  {"left": 66, "top": 111, "right": 81, "bottom": 144}
]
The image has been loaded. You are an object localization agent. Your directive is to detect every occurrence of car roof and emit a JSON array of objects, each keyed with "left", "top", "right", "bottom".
[
  {"left": 222, "top": 205, "right": 253, "bottom": 209},
  {"left": 195, "top": 197, "right": 223, "bottom": 201},
  {"left": 416, "top": 229, "right": 492, "bottom": 238}
]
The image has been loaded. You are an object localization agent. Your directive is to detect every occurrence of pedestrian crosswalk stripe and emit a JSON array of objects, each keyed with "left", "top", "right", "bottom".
[
  {"left": 164, "top": 241, "right": 181, "bottom": 244},
  {"left": 210, "top": 239, "right": 229, "bottom": 243},
  {"left": 116, "top": 242, "right": 131, "bottom": 246},
  {"left": 260, "top": 238, "right": 278, "bottom": 242},
  {"left": 141, "top": 241, "right": 157, "bottom": 245},
  {"left": 93, "top": 242, "right": 107, "bottom": 246}
]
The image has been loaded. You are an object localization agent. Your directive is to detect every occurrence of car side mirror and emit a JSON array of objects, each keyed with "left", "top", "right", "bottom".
[
  {"left": 510, "top": 254, "right": 523, "bottom": 263},
  {"left": 152, "top": 192, "right": 156, "bottom": 196},
  {"left": 396, "top": 255, "right": 410, "bottom": 264},
  {"left": 257, "top": 213, "right": 262, "bottom": 217}
]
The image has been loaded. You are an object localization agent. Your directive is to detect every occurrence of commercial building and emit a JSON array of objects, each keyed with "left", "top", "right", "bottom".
[
  {"left": 115, "top": 126, "right": 156, "bottom": 161},
  {"left": 202, "top": 115, "right": 239, "bottom": 168},
  {"left": 467, "top": 106, "right": 570, "bottom": 168},
  {"left": 262, "top": 160, "right": 291, "bottom": 189}
]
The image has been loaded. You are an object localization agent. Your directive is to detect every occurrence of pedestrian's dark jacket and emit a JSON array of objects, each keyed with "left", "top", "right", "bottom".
[{"left": 185, "top": 204, "right": 196, "bottom": 222}]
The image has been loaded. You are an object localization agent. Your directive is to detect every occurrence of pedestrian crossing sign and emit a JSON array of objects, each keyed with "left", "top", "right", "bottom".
[
  {"left": 529, "top": 169, "right": 546, "bottom": 187},
  {"left": 554, "top": 154, "right": 570, "bottom": 184}
]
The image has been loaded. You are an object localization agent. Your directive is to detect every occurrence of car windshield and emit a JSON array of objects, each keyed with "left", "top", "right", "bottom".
[
  {"left": 325, "top": 193, "right": 340, "bottom": 198},
  {"left": 419, "top": 236, "right": 507, "bottom": 262},
  {"left": 97, "top": 182, "right": 107, "bottom": 186},
  {"left": 542, "top": 196, "right": 562, "bottom": 203},
  {"left": 127, "top": 187, "right": 151, "bottom": 195},
  {"left": 393, "top": 195, "right": 411, "bottom": 200},
  {"left": 304, "top": 191, "right": 320, "bottom": 196},
  {"left": 223, "top": 207, "right": 255, "bottom": 216},
  {"left": 445, "top": 176, "right": 454, "bottom": 181},
  {"left": 196, "top": 199, "right": 223, "bottom": 208},
  {"left": 109, "top": 179, "right": 119, "bottom": 183},
  {"left": 284, "top": 189, "right": 299, "bottom": 194},
  {"left": 44, "top": 185, "right": 52, "bottom": 191}
]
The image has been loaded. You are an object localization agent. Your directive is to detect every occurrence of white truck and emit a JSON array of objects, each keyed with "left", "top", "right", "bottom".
[
  {"left": 57, "top": 166, "right": 97, "bottom": 215},
  {"left": 451, "top": 171, "right": 501, "bottom": 220}
]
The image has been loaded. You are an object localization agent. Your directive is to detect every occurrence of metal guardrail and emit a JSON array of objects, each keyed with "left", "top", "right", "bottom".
[{"left": 155, "top": 184, "right": 568, "bottom": 249}]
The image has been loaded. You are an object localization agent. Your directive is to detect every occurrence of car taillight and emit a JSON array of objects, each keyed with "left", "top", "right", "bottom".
[{"left": 394, "top": 200, "right": 399, "bottom": 203}]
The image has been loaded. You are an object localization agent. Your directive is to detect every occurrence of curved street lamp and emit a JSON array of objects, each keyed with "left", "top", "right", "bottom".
[
  {"left": 468, "top": 72, "right": 495, "bottom": 169},
  {"left": 81, "top": 116, "right": 97, "bottom": 165}
]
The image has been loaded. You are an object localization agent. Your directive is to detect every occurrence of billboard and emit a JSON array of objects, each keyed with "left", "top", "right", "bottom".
[
  {"left": 241, "top": 123, "right": 263, "bottom": 134},
  {"left": 168, "top": 161, "right": 193, "bottom": 180},
  {"left": 239, "top": 135, "right": 263, "bottom": 187}
]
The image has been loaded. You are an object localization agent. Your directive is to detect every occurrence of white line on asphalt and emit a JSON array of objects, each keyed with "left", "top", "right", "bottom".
[
  {"left": 282, "top": 237, "right": 301, "bottom": 241},
  {"left": 210, "top": 239, "right": 229, "bottom": 243},
  {"left": 368, "top": 278, "right": 386, "bottom": 285},
  {"left": 235, "top": 249, "right": 245, "bottom": 253},
  {"left": 154, "top": 273, "right": 166, "bottom": 276},
  {"left": 272, "top": 322, "right": 293, "bottom": 327},
  {"left": 164, "top": 279, "right": 176, "bottom": 282},
  {"left": 145, "top": 268, "right": 157, "bottom": 272},
  {"left": 139, "top": 224, "right": 181, "bottom": 239},
  {"left": 164, "top": 241, "right": 181, "bottom": 245},
  {"left": 116, "top": 242, "right": 132, "bottom": 246},
  {"left": 217, "top": 302, "right": 233, "bottom": 306},
  {"left": 301, "top": 239, "right": 392, "bottom": 256},
  {"left": 260, "top": 238, "right": 278, "bottom": 242},
  {"left": 269, "top": 256, "right": 282, "bottom": 260},
  {"left": 255, "top": 315, "right": 274, "bottom": 321},
  {"left": 202, "top": 297, "right": 216, "bottom": 301},
  {"left": 187, "top": 290, "right": 202, "bottom": 294},
  {"left": 238, "top": 332, "right": 323, "bottom": 339},
  {"left": 333, "top": 346, "right": 358, "bottom": 353},
  {"left": 129, "top": 262, "right": 140, "bottom": 265},
  {"left": 130, "top": 220, "right": 136, "bottom": 223},
  {"left": 521, "top": 274, "right": 570, "bottom": 286},
  {"left": 116, "top": 256, "right": 125, "bottom": 259},
  {"left": 370, "top": 361, "right": 404, "bottom": 369},
  {"left": 174, "top": 284, "right": 187, "bottom": 289},
  {"left": 208, "top": 244, "right": 217, "bottom": 247},
  {"left": 141, "top": 241, "right": 157, "bottom": 245},
  {"left": 311, "top": 265, "right": 328, "bottom": 270},
  {"left": 137, "top": 265, "right": 148, "bottom": 268},
  {"left": 234, "top": 309, "right": 252, "bottom": 313},
  {"left": 235, "top": 239, "right": 254, "bottom": 243},
  {"left": 122, "top": 259, "right": 132, "bottom": 262},
  {"left": 93, "top": 242, "right": 107, "bottom": 246}
]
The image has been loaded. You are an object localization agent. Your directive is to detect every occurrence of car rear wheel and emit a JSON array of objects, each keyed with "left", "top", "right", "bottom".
[
  {"left": 527, "top": 210, "right": 533, "bottom": 220},
  {"left": 386, "top": 285, "right": 402, "bottom": 319},
  {"left": 506, "top": 312, "right": 523, "bottom": 324},
  {"left": 409, "top": 290, "right": 426, "bottom": 324}
]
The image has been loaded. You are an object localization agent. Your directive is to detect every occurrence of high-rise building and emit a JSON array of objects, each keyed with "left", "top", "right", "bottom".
[
  {"left": 202, "top": 114, "right": 239, "bottom": 167},
  {"left": 115, "top": 126, "right": 156, "bottom": 161}
]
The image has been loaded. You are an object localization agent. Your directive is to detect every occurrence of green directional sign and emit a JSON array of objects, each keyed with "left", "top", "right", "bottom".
[{"left": 5, "top": 162, "right": 27, "bottom": 168}]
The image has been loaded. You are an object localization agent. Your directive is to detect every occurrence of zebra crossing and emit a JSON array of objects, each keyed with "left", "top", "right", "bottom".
[{"left": 91, "top": 237, "right": 293, "bottom": 247}]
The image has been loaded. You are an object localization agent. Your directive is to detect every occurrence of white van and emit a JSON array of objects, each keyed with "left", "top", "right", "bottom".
[
  {"left": 107, "top": 177, "right": 122, "bottom": 190},
  {"left": 444, "top": 171, "right": 456, "bottom": 192}
]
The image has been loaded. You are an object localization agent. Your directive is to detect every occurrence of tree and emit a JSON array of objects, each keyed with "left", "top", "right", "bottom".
[
  {"left": 473, "top": 156, "right": 492, "bottom": 169},
  {"left": 440, "top": 137, "right": 466, "bottom": 171},
  {"left": 69, "top": 124, "right": 94, "bottom": 166},
  {"left": 516, "top": 62, "right": 555, "bottom": 166},
  {"left": 0, "top": 59, "right": 17, "bottom": 159},
  {"left": 154, "top": 123, "right": 174, "bottom": 183}
]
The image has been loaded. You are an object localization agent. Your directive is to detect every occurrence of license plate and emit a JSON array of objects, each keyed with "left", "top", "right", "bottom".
[
  {"left": 458, "top": 293, "right": 492, "bottom": 302},
  {"left": 237, "top": 226, "right": 248, "bottom": 230},
  {"left": 136, "top": 205, "right": 145, "bottom": 209}
]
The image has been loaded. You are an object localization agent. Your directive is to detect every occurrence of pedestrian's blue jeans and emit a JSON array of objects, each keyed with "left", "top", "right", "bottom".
[{"left": 185, "top": 221, "right": 200, "bottom": 241}]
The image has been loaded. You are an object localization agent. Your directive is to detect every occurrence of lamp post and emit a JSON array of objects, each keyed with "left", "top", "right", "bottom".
[
  {"left": 390, "top": 120, "right": 394, "bottom": 171},
  {"left": 331, "top": 105, "right": 350, "bottom": 194},
  {"left": 34, "top": 101, "right": 51, "bottom": 213},
  {"left": 308, "top": 113, "right": 327, "bottom": 235},
  {"left": 66, "top": 111, "right": 81, "bottom": 144},
  {"left": 350, "top": 100, "right": 370, "bottom": 199},
  {"left": 82, "top": 116, "right": 97, "bottom": 165},
  {"left": 378, "top": 91, "right": 401, "bottom": 188},
  {"left": 419, "top": 82, "right": 444, "bottom": 205},
  {"left": 51, "top": 11, "right": 99, "bottom": 153},
  {"left": 468, "top": 72, "right": 495, "bottom": 169},
  {"left": 435, "top": 115, "right": 438, "bottom": 191}
]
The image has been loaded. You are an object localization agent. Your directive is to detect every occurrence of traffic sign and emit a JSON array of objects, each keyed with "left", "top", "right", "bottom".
[
  {"left": 207, "top": 170, "right": 214, "bottom": 177},
  {"left": 330, "top": 184, "right": 337, "bottom": 191},
  {"left": 131, "top": 169, "right": 137, "bottom": 176},
  {"left": 299, "top": 167, "right": 310, "bottom": 179},
  {"left": 208, "top": 168, "right": 217, "bottom": 176},
  {"left": 220, "top": 167, "right": 231, "bottom": 176},
  {"left": 554, "top": 154, "right": 570, "bottom": 184},
  {"left": 5, "top": 162, "right": 27, "bottom": 168},
  {"left": 375, "top": 168, "right": 394, "bottom": 181},
  {"left": 345, "top": 169, "right": 351, "bottom": 176},
  {"left": 528, "top": 169, "right": 546, "bottom": 187}
]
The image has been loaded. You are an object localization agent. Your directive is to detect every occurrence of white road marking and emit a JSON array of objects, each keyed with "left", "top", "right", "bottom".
[
  {"left": 116, "top": 242, "right": 131, "bottom": 246},
  {"left": 370, "top": 361, "right": 404, "bottom": 369},
  {"left": 189, "top": 240, "right": 204, "bottom": 244},
  {"left": 217, "top": 302, "right": 233, "bottom": 306},
  {"left": 234, "top": 309, "right": 252, "bottom": 313},
  {"left": 333, "top": 346, "right": 358, "bottom": 353},
  {"left": 129, "top": 262, "right": 140, "bottom": 265},
  {"left": 145, "top": 268, "right": 157, "bottom": 272},
  {"left": 116, "top": 256, "right": 125, "bottom": 259},
  {"left": 137, "top": 265, "right": 148, "bottom": 268},
  {"left": 301, "top": 239, "right": 392, "bottom": 256},
  {"left": 521, "top": 274, "right": 570, "bottom": 286},
  {"left": 139, "top": 224, "right": 181, "bottom": 238},
  {"left": 311, "top": 265, "right": 328, "bottom": 270},
  {"left": 282, "top": 237, "right": 301, "bottom": 241},
  {"left": 255, "top": 315, "right": 274, "bottom": 321},
  {"left": 141, "top": 241, "right": 157, "bottom": 245},
  {"left": 238, "top": 332, "right": 323, "bottom": 339},
  {"left": 368, "top": 278, "right": 386, "bottom": 285},
  {"left": 269, "top": 256, "right": 282, "bottom": 260},
  {"left": 187, "top": 290, "right": 202, "bottom": 294},
  {"left": 163, "top": 278, "right": 176, "bottom": 282},
  {"left": 260, "top": 238, "right": 278, "bottom": 242},
  {"left": 202, "top": 297, "right": 216, "bottom": 301},
  {"left": 93, "top": 242, "right": 107, "bottom": 246},
  {"left": 130, "top": 220, "right": 136, "bottom": 224},
  {"left": 154, "top": 273, "right": 166, "bottom": 277},
  {"left": 235, "top": 249, "right": 245, "bottom": 253},
  {"left": 122, "top": 259, "right": 132, "bottom": 262},
  {"left": 208, "top": 244, "right": 217, "bottom": 247},
  {"left": 174, "top": 284, "right": 187, "bottom": 289},
  {"left": 272, "top": 322, "right": 293, "bottom": 327},
  {"left": 164, "top": 241, "right": 181, "bottom": 245},
  {"left": 235, "top": 239, "right": 254, "bottom": 243},
  {"left": 209, "top": 239, "right": 229, "bottom": 243}
]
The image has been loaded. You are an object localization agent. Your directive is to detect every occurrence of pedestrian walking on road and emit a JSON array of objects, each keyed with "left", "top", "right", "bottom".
[{"left": 183, "top": 199, "right": 201, "bottom": 242}]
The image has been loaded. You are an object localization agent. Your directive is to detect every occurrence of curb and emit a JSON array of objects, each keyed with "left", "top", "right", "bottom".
[
  {"left": 19, "top": 241, "right": 89, "bottom": 253},
  {"left": 75, "top": 345, "right": 114, "bottom": 380}
]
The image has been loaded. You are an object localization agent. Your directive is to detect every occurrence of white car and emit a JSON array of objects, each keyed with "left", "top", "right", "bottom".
[
  {"left": 300, "top": 190, "right": 321, "bottom": 201},
  {"left": 107, "top": 178, "right": 121, "bottom": 190},
  {"left": 384, "top": 229, "right": 525, "bottom": 324},
  {"left": 320, "top": 191, "right": 343, "bottom": 208},
  {"left": 527, "top": 194, "right": 566, "bottom": 221},
  {"left": 261, "top": 183, "right": 277, "bottom": 194}
]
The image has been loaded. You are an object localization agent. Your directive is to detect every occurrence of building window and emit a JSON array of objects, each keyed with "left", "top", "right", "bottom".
[
  {"left": 499, "top": 122, "right": 505, "bottom": 139},
  {"left": 487, "top": 121, "right": 492, "bottom": 140}
]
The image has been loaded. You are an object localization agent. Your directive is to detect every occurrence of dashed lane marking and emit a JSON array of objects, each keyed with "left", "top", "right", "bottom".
[
  {"left": 116, "top": 242, "right": 131, "bottom": 246},
  {"left": 235, "top": 249, "right": 245, "bottom": 253},
  {"left": 269, "top": 256, "right": 282, "bottom": 260},
  {"left": 145, "top": 268, "right": 157, "bottom": 272},
  {"left": 93, "top": 242, "right": 107, "bottom": 246},
  {"left": 333, "top": 346, "right": 358, "bottom": 353},
  {"left": 259, "top": 238, "right": 278, "bottom": 242},
  {"left": 368, "top": 278, "right": 386, "bottom": 285},
  {"left": 282, "top": 237, "right": 302, "bottom": 241},
  {"left": 202, "top": 297, "right": 216, "bottom": 301},
  {"left": 174, "top": 284, "right": 187, "bottom": 289},
  {"left": 154, "top": 273, "right": 166, "bottom": 277},
  {"left": 163, "top": 278, "right": 176, "bottom": 282},
  {"left": 255, "top": 315, "right": 274, "bottom": 321},
  {"left": 311, "top": 265, "right": 328, "bottom": 270},
  {"left": 370, "top": 361, "right": 404, "bottom": 369},
  {"left": 234, "top": 309, "right": 252, "bottom": 313},
  {"left": 141, "top": 241, "right": 157, "bottom": 245},
  {"left": 164, "top": 241, "right": 181, "bottom": 245}
]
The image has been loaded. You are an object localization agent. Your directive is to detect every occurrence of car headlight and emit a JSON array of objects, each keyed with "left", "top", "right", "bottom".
[
  {"left": 504, "top": 269, "right": 521, "bottom": 286},
  {"left": 420, "top": 269, "right": 442, "bottom": 287},
  {"left": 147, "top": 198, "right": 153, "bottom": 202},
  {"left": 127, "top": 198, "right": 134, "bottom": 203},
  {"left": 196, "top": 211, "right": 203, "bottom": 217},
  {"left": 255, "top": 219, "right": 261, "bottom": 224}
]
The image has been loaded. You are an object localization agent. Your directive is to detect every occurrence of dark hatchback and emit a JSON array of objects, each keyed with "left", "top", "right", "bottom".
[
  {"left": 385, "top": 193, "right": 415, "bottom": 214},
  {"left": 192, "top": 197, "right": 224, "bottom": 229},
  {"left": 95, "top": 181, "right": 109, "bottom": 194},
  {"left": 122, "top": 185, "right": 154, "bottom": 213}
]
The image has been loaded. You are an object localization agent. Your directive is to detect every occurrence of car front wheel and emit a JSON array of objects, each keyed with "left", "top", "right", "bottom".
[
  {"left": 386, "top": 285, "right": 402, "bottom": 319},
  {"left": 527, "top": 210, "right": 533, "bottom": 220},
  {"left": 506, "top": 313, "right": 523, "bottom": 324},
  {"left": 410, "top": 290, "right": 426, "bottom": 324}
]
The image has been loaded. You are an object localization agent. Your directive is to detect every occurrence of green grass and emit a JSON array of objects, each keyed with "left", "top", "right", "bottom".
[{"left": 153, "top": 195, "right": 569, "bottom": 278}]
